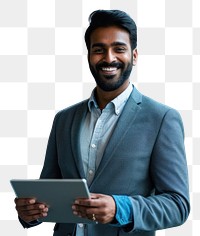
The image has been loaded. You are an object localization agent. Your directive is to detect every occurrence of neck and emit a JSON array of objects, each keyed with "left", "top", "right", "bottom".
[{"left": 95, "top": 80, "right": 130, "bottom": 110}]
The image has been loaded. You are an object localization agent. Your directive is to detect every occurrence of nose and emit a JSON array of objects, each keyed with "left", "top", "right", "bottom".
[{"left": 103, "top": 49, "right": 116, "bottom": 63}]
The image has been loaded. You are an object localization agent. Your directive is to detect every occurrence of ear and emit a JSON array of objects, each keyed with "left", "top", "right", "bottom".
[{"left": 132, "top": 48, "right": 138, "bottom": 66}]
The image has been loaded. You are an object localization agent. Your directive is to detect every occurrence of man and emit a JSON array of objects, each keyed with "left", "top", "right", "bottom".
[{"left": 15, "top": 10, "right": 190, "bottom": 236}]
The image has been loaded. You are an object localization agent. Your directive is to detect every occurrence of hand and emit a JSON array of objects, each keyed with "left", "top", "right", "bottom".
[
  {"left": 14, "top": 198, "right": 49, "bottom": 223},
  {"left": 72, "top": 193, "right": 116, "bottom": 224}
]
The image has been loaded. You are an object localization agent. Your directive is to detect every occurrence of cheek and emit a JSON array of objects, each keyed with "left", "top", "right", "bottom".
[
  {"left": 89, "top": 56, "right": 102, "bottom": 68},
  {"left": 123, "top": 56, "right": 133, "bottom": 67},
  {"left": 122, "top": 53, "right": 132, "bottom": 61}
]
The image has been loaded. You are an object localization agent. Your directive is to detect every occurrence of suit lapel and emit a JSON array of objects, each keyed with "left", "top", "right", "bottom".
[
  {"left": 71, "top": 101, "right": 88, "bottom": 179},
  {"left": 93, "top": 87, "right": 143, "bottom": 180}
]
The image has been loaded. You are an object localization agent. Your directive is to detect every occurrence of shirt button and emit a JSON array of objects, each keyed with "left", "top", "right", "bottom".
[
  {"left": 78, "top": 223, "right": 84, "bottom": 228},
  {"left": 89, "top": 170, "right": 93, "bottom": 175},
  {"left": 91, "top": 144, "right": 96, "bottom": 148}
]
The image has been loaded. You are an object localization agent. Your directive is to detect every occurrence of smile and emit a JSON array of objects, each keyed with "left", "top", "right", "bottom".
[{"left": 101, "top": 67, "right": 118, "bottom": 72}]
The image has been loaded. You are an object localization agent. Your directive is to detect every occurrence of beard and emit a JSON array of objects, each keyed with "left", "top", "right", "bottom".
[{"left": 89, "top": 59, "right": 133, "bottom": 92}]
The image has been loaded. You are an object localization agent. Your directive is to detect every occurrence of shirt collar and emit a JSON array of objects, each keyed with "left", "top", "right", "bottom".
[{"left": 88, "top": 83, "right": 133, "bottom": 115}]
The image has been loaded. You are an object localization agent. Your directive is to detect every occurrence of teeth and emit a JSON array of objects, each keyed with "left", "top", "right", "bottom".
[{"left": 101, "top": 67, "right": 117, "bottom": 71}]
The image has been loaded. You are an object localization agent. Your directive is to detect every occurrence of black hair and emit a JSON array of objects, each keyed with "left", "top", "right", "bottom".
[{"left": 84, "top": 9, "right": 137, "bottom": 51}]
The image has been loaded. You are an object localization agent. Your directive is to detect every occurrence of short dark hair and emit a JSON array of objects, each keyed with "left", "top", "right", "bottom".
[{"left": 84, "top": 10, "right": 137, "bottom": 51}]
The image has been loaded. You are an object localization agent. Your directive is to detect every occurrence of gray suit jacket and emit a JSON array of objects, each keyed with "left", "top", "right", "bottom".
[{"left": 23, "top": 87, "right": 190, "bottom": 236}]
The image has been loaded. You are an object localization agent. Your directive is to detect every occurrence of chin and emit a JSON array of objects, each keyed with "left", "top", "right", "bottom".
[{"left": 97, "top": 78, "right": 128, "bottom": 92}]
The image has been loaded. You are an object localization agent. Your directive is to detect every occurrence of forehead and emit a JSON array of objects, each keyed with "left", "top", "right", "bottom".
[{"left": 90, "top": 26, "right": 131, "bottom": 47}]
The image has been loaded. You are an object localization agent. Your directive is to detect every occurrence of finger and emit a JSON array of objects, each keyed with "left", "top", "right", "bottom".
[
  {"left": 73, "top": 207, "right": 100, "bottom": 223},
  {"left": 72, "top": 203, "right": 111, "bottom": 224},
  {"left": 72, "top": 207, "right": 97, "bottom": 221},
  {"left": 74, "top": 197, "right": 100, "bottom": 207},
  {"left": 17, "top": 206, "right": 48, "bottom": 223},
  {"left": 21, "top": 207, "right": 48, "bottom": 216},
  {"left": 15, "top": 198, "right": 36, "bottom": 206},
  {"left": 90, "top": 193, "right": 102, "bottom": 199},
  {"left": 16, "top": 203, "right": 47, "bottom": 212},
  {"left": 76, "top": 193, "right": 107, "bottom": 205},
  {"left": 72, "top": 203, "right": 98, "bottom": 217},
  {"left": 20, "top": 211, "right": 48, "bottom": 223}
]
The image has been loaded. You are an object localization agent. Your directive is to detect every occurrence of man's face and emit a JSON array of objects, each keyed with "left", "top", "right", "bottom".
[{"left": 88, "top": 26, "right": 137, "bottom": 92}]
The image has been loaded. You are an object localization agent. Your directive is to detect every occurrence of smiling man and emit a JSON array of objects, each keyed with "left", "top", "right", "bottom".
[
  {"left": 88, "top": 25, "right": 138, "bottom": 110},
  {"left": 15, "top": 10, "right": 190, "bottom": 236},
  {"left": 89, "top": 26, "right": 136, "bottom": 91}
]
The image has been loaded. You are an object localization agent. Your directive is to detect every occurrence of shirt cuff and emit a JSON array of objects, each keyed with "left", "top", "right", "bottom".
[{"left": 111, "top": 195, "right": 133, "bottom": 227}]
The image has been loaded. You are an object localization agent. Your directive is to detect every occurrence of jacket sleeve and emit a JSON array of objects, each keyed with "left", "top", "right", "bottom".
[
  {"left": 18, "top": 113, "right": 62, "bottom": 229},
  {"left": 19, "top": 217, "right": 41, "bottom": 229},
  {"left": 40, "top": 112, "right": 62, "bottom": 179},
  {"left": 130, "top": 109, "right": 190, "bottom": 232}
]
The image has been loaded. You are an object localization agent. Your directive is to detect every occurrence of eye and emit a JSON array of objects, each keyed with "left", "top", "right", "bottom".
[
  {"left": 92, "top": 48, "right": 104, "bottom": 54},
  {"left": 115, "top": 47, "right": 126, "bottom": 53}
]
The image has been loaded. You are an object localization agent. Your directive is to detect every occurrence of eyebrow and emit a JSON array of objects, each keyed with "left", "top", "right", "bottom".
[{"left": 91, "top": 42, "right": 128, "bottom": 48}]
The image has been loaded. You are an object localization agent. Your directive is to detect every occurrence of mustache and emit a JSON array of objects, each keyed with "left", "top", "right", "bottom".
[{"left": 96, "top": 61, "right": 123, "bottom": 70}]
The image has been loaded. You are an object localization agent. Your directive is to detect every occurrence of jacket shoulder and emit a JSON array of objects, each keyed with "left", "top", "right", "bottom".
[
  {"left": 132, "top": 87, "right": 181, "bottom": 120},
  {"left": 56, "top": 99, "right": 88, "bottom": 117},
  {"left": 50, "top": 99, "right": 89, "bottom": 129}
]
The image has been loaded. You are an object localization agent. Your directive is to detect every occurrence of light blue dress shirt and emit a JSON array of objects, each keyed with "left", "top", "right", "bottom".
[{"left": 76, "top": 84, "right": 134, "bottom": 235}]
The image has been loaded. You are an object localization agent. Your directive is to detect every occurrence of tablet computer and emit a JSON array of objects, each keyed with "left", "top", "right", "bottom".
[{"left": 10, "top": 179, "right": 94, "bottom": 224}]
